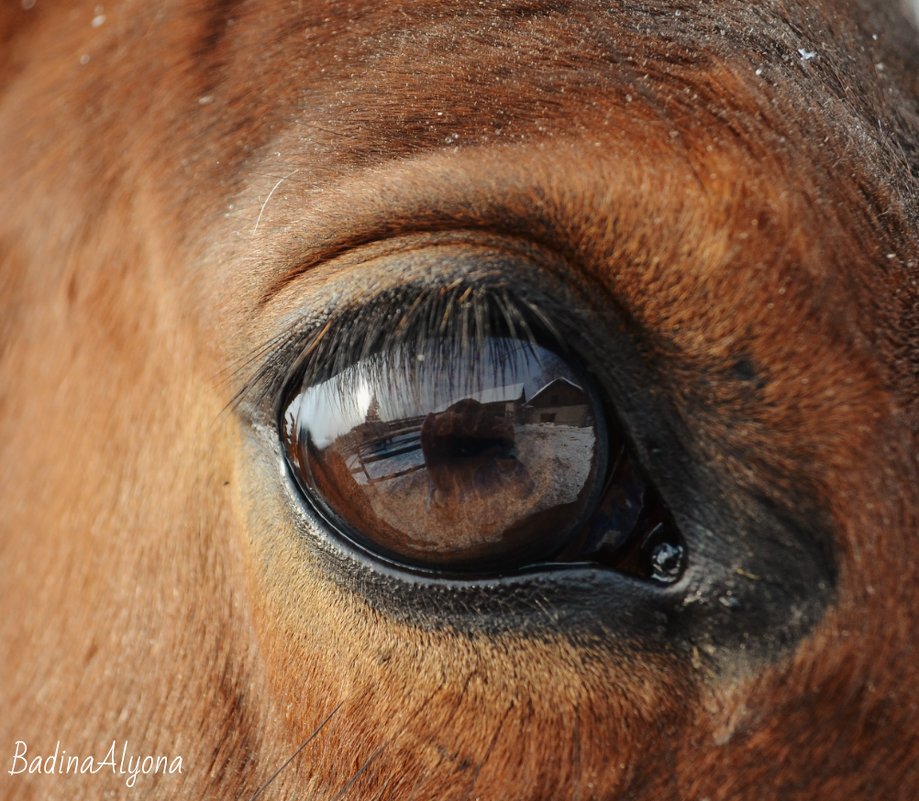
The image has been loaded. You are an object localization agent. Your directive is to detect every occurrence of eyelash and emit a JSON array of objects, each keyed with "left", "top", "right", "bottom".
[{"left": 234, "top": 276, "right": 588, "bottom": 422}]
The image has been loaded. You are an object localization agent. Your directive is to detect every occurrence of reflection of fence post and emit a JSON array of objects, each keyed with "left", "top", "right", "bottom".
[{"left": 351, "top": 455, "right": 372, "bottom": 484}]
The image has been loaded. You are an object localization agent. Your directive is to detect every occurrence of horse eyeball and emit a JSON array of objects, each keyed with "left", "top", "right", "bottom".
[{"left": 283, "top": 336, "right": 609, "bottom": 572}]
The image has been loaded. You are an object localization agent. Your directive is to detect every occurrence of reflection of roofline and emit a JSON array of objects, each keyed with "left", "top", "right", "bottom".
[
  {"left": 469, "top": 383, "right": 526, "bottom": 405},
  {"left": 527, "top": 376, "right": 583, "bottom": 403}
]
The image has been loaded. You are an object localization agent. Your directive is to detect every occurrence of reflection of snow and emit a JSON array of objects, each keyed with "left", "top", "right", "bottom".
[
  {"left": 514, "top": 424, "right": 596, "bottom": 509},
  {"left": 468, "top": 383, "right": 525, "bottom": 405},
  {"left": 527, "top": 376, "right": 583, "bottom": 400}
]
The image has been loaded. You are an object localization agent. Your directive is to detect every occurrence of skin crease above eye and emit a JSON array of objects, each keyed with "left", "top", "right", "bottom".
[{"left": 0, "top": 2, "right": 918, "bottom": 801}]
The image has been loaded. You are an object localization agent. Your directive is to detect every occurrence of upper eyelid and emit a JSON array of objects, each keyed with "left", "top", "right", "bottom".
[
  {"left": 232, "top": 235, "right": 606, "bottom": 414},
  {"left": 240, "top": 140, "right": 834, "bottom": 357},
  {"left": 243, "top": 139, "right": 704, "bottom": 305},
  {"left": 256, "top": 228, "right": 579, "bottom": 311},
  {"left": 233, "top": 222, "right": 759, "bottom": 454}
]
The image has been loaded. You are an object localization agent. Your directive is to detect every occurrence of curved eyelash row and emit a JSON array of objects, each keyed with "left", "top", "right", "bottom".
[{"left": 232, "top": 280, "right": 577, "bottom": 415}]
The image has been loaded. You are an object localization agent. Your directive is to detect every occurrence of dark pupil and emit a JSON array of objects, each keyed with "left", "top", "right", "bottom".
[{"left": 284, "top": 337, "right": 607, "bottom": 571}]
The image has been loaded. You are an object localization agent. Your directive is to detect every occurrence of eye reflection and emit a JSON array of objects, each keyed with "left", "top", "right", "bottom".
[{"left": 284, "top": 337, "right": 608, "bottom": 570}]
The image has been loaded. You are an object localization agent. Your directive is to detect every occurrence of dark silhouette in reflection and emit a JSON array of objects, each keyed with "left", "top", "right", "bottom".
[{"left": 420, "top": 397, "right": 534, "bottom": 503}]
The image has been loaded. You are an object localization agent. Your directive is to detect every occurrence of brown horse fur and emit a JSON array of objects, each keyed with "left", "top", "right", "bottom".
[{"left": 1, "top": 1, "right": 917, "bottom": 799}]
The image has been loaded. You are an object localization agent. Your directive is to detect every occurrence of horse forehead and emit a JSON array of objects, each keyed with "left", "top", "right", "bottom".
[
  {"left": 181, "top": 1, "right": 906, "bottom": 133},
  {"left": 138, "top": 2, "right": 915, "bottom": 274}
]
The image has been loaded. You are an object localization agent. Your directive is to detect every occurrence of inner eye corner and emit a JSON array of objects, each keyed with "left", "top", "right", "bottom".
[{"left": 278, "top": 285, "right": 687, "bottom": 587}]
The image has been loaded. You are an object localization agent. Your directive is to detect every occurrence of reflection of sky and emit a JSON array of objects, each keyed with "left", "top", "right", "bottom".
[
  {"left": 287, "top": 339, "right": 581, "bottom": 450},
  {"left": 286, "top": 371, "right": 374, "bottom": 449}
]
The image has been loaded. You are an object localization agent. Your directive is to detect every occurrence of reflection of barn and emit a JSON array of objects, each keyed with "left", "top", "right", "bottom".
[
  {"left": 524, "top": 378, "right": 591, "bottom": 426},
  {"left": 469, "top": 383, "right": 526, "bottom": 419}
]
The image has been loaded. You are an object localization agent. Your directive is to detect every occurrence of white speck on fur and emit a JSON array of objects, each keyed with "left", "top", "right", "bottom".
[{"left": 797, "top": 48, "right": 817, "bottom": 60}]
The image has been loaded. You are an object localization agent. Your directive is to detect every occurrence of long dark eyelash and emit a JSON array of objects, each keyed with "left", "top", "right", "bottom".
[{"left": 230, "top": 279, "right": 577, "bottom": 416}]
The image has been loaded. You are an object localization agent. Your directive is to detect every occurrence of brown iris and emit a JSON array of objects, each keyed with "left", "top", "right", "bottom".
[
  {"left": 284, "top": 336, "right": 608, "bottom": 570},
  {"left": 283, "top": 334, "right": 685, "bottom": 580}
]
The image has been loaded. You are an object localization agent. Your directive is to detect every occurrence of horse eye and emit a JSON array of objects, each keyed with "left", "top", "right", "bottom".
[{"left": 282, "top": 332, "right": 685, "bottom": 581}]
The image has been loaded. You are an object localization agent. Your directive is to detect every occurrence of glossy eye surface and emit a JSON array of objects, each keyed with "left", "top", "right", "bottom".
[
  {"left": 281, "top": 296, "right": 686, "bottom": 582},
  {"left": 284, "top": 337, "right": 609, "bottom": 571}
]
